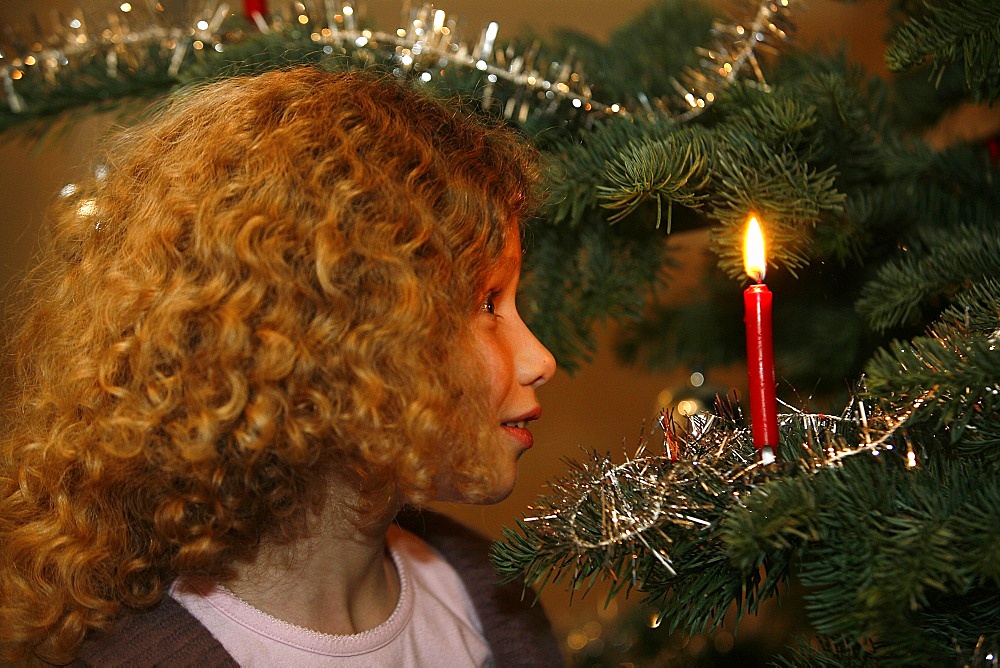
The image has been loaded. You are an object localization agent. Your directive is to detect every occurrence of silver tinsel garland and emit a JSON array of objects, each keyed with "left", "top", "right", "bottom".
[
  {"left": 505, "top": 389, "right": 927, "bottom": 589},
  {"left": 0, "top": 0, "right": 796, "bottom": 127}
]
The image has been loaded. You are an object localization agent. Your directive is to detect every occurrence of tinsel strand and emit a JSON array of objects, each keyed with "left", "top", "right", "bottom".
[
  {"left": 0, "top": 0, "right": 796, "bottom": 129},
  {"left": 511, "top": 390, "right": 929, "bottom": 581}
]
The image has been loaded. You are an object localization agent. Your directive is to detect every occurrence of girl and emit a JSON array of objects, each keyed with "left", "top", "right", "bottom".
[{"left": 0, "top": 67, "right": 560, "bottom": 665}]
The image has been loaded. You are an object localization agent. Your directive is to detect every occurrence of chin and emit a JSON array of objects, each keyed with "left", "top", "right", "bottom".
[
  {"left": 435, "top": 468, "right": 519, "bottom": 505},
  {"left": 476, "top": 462, "right": 520, "bottom": 504},
  {"left": 476, "top": 481, "right": 517, "bottom": 505}
]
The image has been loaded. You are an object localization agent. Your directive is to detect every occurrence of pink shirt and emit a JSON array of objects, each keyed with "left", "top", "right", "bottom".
[{"left": 170, "top": 525, "right": 493, "bottom": 666}]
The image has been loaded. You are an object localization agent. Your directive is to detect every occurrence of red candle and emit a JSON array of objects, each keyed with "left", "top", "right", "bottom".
[
  {"left": 244, "top": 0, "right": 267, "bottom": 22},
  {"left": 743, "top": 217, "right": 778, "bottom": 463}
]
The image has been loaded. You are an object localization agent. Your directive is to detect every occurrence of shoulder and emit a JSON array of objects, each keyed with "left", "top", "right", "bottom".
[
  {"left": 396, "top": 507, "right": 564, "bottom": 666},
  {"left": 75, "top": 594, "right": 237, "bottom": 667}
]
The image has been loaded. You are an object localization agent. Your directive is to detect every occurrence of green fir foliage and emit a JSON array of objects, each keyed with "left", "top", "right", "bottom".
[
  {"left": 858, "top": 225, "right": 1000, "bottom": 331},
  {"left": 791, "top": 454, "right": 1000, "bottom": 664},
  {"left": 886, "top": 0, "right": 1000, "bottom": 103},
  {"left": 494, "top": 0, "right": 1000, "bottom": 657},
  {"left": 520, "top": 206, "right": 670, "bottom": 370},
  {"left": 539, "top": 0, "right": 717, "bottom": 104},
  {"left": 864, "top": 281, "right": 1000, "bottom": 453}
]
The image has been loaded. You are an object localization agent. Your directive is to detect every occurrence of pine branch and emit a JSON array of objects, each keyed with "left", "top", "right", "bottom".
[
  {"left": 543, "top": 117, "right": 681, "bottom": 227},
  {"left": 610, "top": 62, "right": 930, "bottom": 389},
  {"left": 796, "top": 454, "right": 1000, "bottom": 665},
  {"left": 494, "top": 397, "right": 895, "bottom": 629},
  {"left": 597, "top": 126, "right": 711, "bottom": 227},
  {"left": 885, "top": 0, "right": 1000, "bottom": 103},
  {"left": 491, "top": 403, "right": 771, "bottom": 617},
  {"left": 774, "top": 635, "right": 880, "bottom": 667},
  {"left": 556, "top": 79, "right": 848, "bottom": 279},
  {"left": 694, "top": 83, "right": 844, "bottom": 277},
  {"left": 863, "top": 280, "right": 1000, "bottom": 451},
  {"left": 0, "top": 40, "right": 180, "bottom": 135},
  {"left": 857, "top": 223, "right": 1000, "bottom": 332},
  {"left": 541, "top": 0, "right": 716, "bottom": 104},
  {"left": 494, "top": 381, "right": 1000, "bottom": 663},
  {"left": 520, "top": 210, "right": 669, "bottom": 370}
]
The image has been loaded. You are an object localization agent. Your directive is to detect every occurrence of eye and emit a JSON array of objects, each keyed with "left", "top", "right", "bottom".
[{"left": 481, "top": 290, "right": 500, "bottom": 315}]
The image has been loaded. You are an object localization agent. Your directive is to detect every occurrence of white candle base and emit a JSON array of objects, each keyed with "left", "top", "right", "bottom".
[{"left": 761, "top": 446, "right": 776, "bottom": 465}]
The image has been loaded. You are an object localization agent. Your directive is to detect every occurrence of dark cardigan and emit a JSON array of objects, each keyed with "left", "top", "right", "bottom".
[{"left": 76, "top": 509, "right": 563, "bottom": 667}]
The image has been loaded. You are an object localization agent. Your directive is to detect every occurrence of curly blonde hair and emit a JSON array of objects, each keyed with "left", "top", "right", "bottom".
[{"left": 0, "top": 67, "right": 538, "bottom": 663}]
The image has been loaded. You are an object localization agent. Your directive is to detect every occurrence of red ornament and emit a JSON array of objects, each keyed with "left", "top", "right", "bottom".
[
  {"left": 244, "top": 0, "right": 267, "bottom": 23},
  {"left": 987, "top": 137, "right": 1000, "bottom": 166}
]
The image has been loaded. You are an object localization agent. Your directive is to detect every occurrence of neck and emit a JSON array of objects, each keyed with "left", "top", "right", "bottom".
[{"left": 227, "top": 488, "right": 402, "bottom": 635}]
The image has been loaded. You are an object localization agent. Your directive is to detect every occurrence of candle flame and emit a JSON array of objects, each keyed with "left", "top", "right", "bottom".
[{"left": 744, "top": 216, "right": 766, "bottom": 282}]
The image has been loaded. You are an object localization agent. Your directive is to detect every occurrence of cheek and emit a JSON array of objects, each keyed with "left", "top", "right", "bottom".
[{"left": 474, "top": 330, "right": 514, "bottom": 410}]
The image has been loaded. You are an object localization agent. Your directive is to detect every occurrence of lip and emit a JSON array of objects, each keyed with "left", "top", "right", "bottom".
[
  {"left": 501, "top": 423, "right": 535, "bottom": 449},
  {"left": 501, "top": 407, "right": 541, "bottom": 449}
]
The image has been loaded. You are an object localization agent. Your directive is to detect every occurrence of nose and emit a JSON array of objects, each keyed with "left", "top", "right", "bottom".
[{"left": 518, "top": 321, "right": 556, "bottom": 389}]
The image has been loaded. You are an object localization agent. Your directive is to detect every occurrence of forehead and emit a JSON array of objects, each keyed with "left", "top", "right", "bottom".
[{"left": 495, "top": 231, "right": 523, "bottom": 274}]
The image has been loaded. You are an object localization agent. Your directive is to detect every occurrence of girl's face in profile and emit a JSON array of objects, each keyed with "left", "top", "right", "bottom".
[{"left": 456, "top": 231, "right": 557, "bottom": 503}]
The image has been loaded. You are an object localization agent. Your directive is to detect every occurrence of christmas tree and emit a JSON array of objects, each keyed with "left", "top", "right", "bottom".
[
  {"left": 492, "top": 1, "right": 1000, "bottom": 664},
  {"left": 2, "top": 0, "right": 999, "bottom": 664}
]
